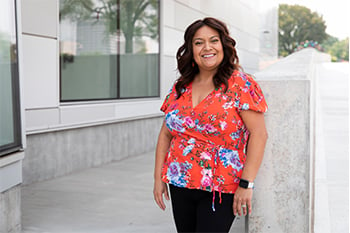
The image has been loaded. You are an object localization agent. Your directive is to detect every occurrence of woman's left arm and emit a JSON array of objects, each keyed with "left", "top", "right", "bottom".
[{"left": 233, "top": 110, "right": 268, "bottom": 216}]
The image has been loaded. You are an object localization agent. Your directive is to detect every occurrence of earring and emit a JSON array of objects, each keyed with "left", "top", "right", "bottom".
[{"left": 192, "top": 62, "right": 195, "bottom": 67}]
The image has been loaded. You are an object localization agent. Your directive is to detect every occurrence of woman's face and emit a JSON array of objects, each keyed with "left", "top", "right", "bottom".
[{"left": 192, "top": 25, "right": 224, "bottom": 73}]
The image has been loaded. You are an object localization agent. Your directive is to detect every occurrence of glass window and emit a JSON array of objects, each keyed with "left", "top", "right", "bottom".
[
  {"left": 119, "top": 0, "right": 159, "bottom": 98},
  {"left": 59, "top": 0, "right": 160, "bottom": 101},
  {"left": 0, "top": 0, "right": 22, "bottom": 157}
]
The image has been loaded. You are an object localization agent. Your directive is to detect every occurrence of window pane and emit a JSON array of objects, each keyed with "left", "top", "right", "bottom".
[
  {"left": 60, "top": 0, "right": 118, "bottom": 101},
  {"left": 59, "top": 0, "right": 160, "bottom": 101},
  {"left": 0, "top": 0, "right": 21, "bottom": 156},
  {"left": 119, "top": 0, "right": 159, "bottom": 98}
]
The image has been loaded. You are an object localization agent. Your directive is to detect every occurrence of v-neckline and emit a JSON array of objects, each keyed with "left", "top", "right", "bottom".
[{"left": 189, "top": 82, "right": 216, "bottom": 109}]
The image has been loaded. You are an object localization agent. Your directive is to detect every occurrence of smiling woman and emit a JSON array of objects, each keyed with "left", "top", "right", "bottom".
[{"left": 153, "top": 17, "right": 268, "bottom": 233}]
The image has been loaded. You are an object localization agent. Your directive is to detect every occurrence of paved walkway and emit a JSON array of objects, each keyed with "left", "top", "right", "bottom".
[
  {"left": 22, "top": 152, "right": 175, "bottom": 233},
  {"left": 21, "top": 151, "right": 245, "bottom": 233},
  {"left": 314, "top": 62, "right": 349, "bottom": 233}
]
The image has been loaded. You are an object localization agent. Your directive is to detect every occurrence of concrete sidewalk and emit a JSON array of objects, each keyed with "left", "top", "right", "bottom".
[
  {"left": 21, "top": 151, "right": 246, "bottom": 233},
  {"left": 22, "top": 152, "right": 176, "bottom": 233}
]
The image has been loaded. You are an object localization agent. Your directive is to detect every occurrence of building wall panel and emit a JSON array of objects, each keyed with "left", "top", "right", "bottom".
[
  {"left": 21, "top": 0, "right": 57, "bottom": 37},
  {"left": 22, "top": 35, "right": 58, "bottom": 109}
]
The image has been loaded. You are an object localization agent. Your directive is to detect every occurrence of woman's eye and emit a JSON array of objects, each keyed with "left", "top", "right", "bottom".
[
  {"left": 194, "top": 41, "right": 203, "bottom": 45},
  {"left": 211, "top": 39, "right": 219, "bottom": 43}
]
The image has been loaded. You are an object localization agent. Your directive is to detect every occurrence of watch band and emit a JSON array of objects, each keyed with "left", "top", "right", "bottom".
[{"left": 239, "top": 178, "right": 254, "bottom": 189}]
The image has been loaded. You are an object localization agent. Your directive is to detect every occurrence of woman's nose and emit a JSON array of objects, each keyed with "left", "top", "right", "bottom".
[{"left": 204, "top": 42, "right": 211, "bottom": 50}]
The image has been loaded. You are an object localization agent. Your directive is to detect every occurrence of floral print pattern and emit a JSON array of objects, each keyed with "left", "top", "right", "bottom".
[
  {"left": 218, "top": 148, "right": 243, "bottom": 171},
  {"left": 161, "top": 70, "right": 267, "bottom": 194},
  {"left": 167, "top": 161, "right": 192, "bottom": 187}
]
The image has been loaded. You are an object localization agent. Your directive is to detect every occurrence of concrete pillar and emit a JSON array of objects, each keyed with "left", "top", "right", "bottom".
[
  {"left": 249, "top": 80, "right": 311, "bottom": 232},
  {"left": 248, "top": 48, "right": 331, "bottom": 232},
  {"left": 0, "top": 186, "right": 21, "bottom": 233},
  {"left": 0, "top": 152, "right": 24, "bottom": 233}
]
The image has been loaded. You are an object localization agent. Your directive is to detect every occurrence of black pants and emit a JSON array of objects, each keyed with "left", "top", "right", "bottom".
[{"left": 169, "top": 184, "right": 235, "bottom": 233}]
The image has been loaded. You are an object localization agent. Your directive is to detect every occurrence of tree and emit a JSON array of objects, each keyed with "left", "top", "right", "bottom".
[
  {"left": 59, "top": 0, "right": 95, "bottom": 21},
  {"left": 320, "top": 35, "right": 349, "bottom": 61},
  {"left": 327, "top": 38, "right": 349, "bottom": 61},
  {"left": 322, "top": 34, "right": 339, "bottom": 50},
  {"left": 120, "top": 0, "right": 158, "bottom": 53},
  {"left": 278, "top": 4, "right": 328, "bottom": 56}
]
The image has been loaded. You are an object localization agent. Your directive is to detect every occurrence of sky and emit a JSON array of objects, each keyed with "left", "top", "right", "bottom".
[{"left": 277, "top": 0, "right": 349, "bottom": 40}]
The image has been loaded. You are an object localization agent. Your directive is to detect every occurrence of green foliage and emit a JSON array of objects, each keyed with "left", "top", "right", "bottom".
[
  {"left": 326, "top": 38, "right": 349, "bottom": 61},
  {"left": 279, "top": 4, "right": 328, "bottom": 57},
  {"left": 322, "top": 34, "right": 339, "bottom": 50},
  {"left": 321, "top": 35, "right": 349, "bottom": 61}
]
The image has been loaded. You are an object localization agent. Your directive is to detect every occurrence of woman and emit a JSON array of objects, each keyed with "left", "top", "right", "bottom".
[{"left": 153, "top": 17, "right": 268, "bottom": 233}]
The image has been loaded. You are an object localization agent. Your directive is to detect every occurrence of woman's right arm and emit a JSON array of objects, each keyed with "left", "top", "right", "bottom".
[{"left": 153, "top": 122, "right": 173, "bottom": 210}]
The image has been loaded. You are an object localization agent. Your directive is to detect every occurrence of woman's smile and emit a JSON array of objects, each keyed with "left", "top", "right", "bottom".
[{"left": 202, "top": 53, "right": 216, "bottom": 58}]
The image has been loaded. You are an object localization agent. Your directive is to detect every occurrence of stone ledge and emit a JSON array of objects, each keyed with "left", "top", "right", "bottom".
[
  {"left": 0, "top": 152, "right": 24, "bottom": 168},
  {"left": 0, "top": 152, "right": 24, "bottom": 193}
]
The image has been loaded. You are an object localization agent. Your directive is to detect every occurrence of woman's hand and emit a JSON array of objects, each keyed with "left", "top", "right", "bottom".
[
  {"left": 233, "top": 187, "right": 253, "bottom": 216},
  {"left": 153, "top": 179, "right": 170, "bottom": 211},
  {"left": 153, "top": 123, "right": 172, "bottom": 211}
]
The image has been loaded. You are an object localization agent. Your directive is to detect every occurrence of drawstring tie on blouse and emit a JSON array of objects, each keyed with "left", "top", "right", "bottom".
[
  {"left": 211, "top": 145, "right": 222, "bottom": 212},
  {"left": 212, "top": 190, "right": 222, "bottom": 211}
]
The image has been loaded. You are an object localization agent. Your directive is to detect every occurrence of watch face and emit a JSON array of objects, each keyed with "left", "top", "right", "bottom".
[{"left": 239, "top": 179, "right": 249, "bottom": 188}]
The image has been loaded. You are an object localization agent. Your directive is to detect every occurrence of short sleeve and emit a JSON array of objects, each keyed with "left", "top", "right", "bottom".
[
  {"left": 238, "top": 75, "right": 267, "bottom": 113},
  {"left": 160, "top": 82, "right": 176, "bottom": 113}
]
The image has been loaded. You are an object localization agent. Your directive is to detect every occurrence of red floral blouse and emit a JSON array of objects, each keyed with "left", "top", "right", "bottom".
[{"left": 160, "top": 70, "right": 267, "bottom": 195}]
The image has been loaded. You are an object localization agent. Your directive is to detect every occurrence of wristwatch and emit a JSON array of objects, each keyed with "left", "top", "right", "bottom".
[{"left": 239, "top": 178, "right": 254, "bottom": 189}]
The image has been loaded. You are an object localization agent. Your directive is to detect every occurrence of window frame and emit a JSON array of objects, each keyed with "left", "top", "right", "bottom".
[{"left": 0, "top": 0, "right": 22, "bottom": 157}]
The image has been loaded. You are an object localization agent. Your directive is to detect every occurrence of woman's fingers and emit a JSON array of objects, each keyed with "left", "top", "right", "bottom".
[
  {"left": 158, "top": 194, "right": 166, "bottom": 210},
  {"left": 247, "top": 199, "right": 252, "bottom": 215},
  {"left": 241, "top": 203, "right": 247, "bottom": 216},
  {"left": 233, "top": 187, "right": 253, "bottom": 216},
  {"left": 153, "top": 181, "right": 168, "bottom": 210},
  {"left": 164, "top": 186, "right": 170, "bottom": 201},
  {"left": 154, "top": 190, "right": 165, "bottom": 210},
  {"left": 241, "top": 199, "right": 252, "bottom": 216},
  {"left": 233, "top": 196, "right": 242, "bottom": 216}
]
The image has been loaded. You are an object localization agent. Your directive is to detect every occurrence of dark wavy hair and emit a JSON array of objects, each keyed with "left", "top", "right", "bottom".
[{"left": 175, "top": 17, "right": 240, "bottom": 98}]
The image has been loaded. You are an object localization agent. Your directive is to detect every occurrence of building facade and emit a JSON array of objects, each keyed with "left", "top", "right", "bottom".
[{"left": 0, "top": 0, "right": 277, "bottom": 231}]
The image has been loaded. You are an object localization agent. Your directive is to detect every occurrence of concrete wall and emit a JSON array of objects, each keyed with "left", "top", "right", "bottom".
[
  {"left": 23, "top": 117, "right": 163, "bottom": 185},
  {"left": 0, "top": 185, "right": 21, "bottom": 233},
  {"left": 249, "top": 48, "right": 331, "bottom": 233}
]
